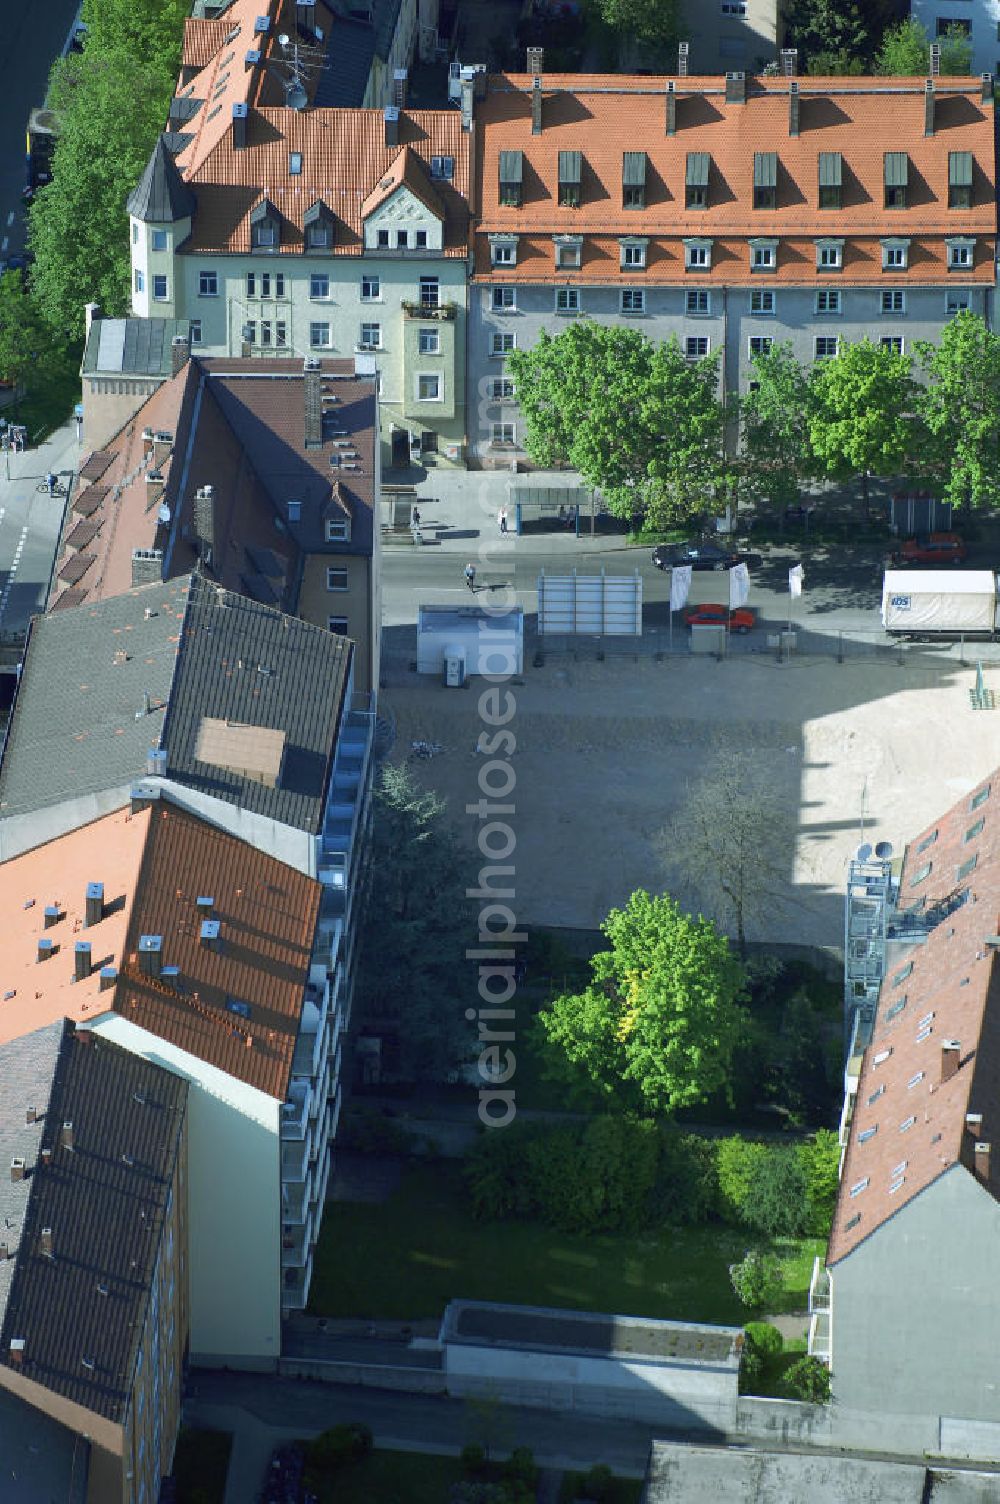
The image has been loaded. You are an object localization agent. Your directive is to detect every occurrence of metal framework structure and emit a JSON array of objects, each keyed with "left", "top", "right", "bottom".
[{"left": 844, "top": 847, "right": 895, "bottom": 1030}]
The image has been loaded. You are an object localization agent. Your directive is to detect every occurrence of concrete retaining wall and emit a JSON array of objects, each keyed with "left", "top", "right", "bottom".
[
  {"left": 277, "top": 1357, "right": 447, "bottom": 1394},
  {"left": 737, "top": 1398, "right": 939, "bottom": 1458}
]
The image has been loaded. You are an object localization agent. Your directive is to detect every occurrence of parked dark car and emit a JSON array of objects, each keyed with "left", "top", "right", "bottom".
[{"left": 652, "top": 541, "right": 762, "bottom": 572}]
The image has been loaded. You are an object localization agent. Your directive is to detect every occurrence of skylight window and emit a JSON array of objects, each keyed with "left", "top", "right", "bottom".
[
  {"left": 873, "top": 1048, "right": 892, "bottom": 1066},
  {"left": 867, "top": 1084, "right": 885, "bottom": 1106},
  {"left": 885, "top": 998, "right": 906, "bottom": 1021},
  {"left": 889, "top": 1176, "right": 905, "bottom": 1194},
  {"left": 899, "top": 1115, "right": 916, "bottom": 1132},
  {"left": 971, "top": 785, "right": 991, "bottom": 811},
  {"left": 919, "top": 1011, "right": 934, "bottom": 1028},
  {"left": 907, "top": 1071, "right": 924, "bottom": 1089},
  {"left": 965, "top": 818, "right": 985, "bottom": 843},
  {"left": 845, "top": 1213, "right": 862, "bottom": 1230},
  {"left": 859, "top": 1126, "right": 877, "bottom": 1143},
  {"left": 290, "top": 152, "right": 303, "bottom": 176},
  {"left": 916, "top": 1025, "right": 933, "bottom": 1043},
  {"left": 892, "top": 1159, "right": 908, "bottom": 1177},
  {"left": 916, "top": 829, "right": 938, "bottom": 853},
  {"left": 957, "top": 854, "right": 978, "bottom": 881},
  {"left": 910, "top": 862, "right": 932, "bottom": 887},
  {"left": 892, "top": 963, "right": 913, "bottom": 987},
  {"left": 850, "top": 1177, "right": 869, "bottom": 1197}
]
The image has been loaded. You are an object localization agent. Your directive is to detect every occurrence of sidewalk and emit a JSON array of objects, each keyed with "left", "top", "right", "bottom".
[{"left": 0, "top": 416, "right": 80, "bottom": 637}]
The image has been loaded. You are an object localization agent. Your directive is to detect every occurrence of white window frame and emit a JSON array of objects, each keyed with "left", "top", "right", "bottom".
[
  {"left": 490, "top": 236, "right": 518, "bottom": 267},
  {"left": 555, "top": 287, "right": 581, "bottom": 314},
  {"left": 748, "top": 336, "right": 773, "bottom": 359},
  {"left": 151, "top": 229, "right": 168, "bottom": 252},
  {"left": 815, "top": 289, "right": 841, "bottom": 316},
  {"left": 491, "top": 421, "right": 515, "bottom": 446},
  {"left": 134, "top": 269, "right": 145, "bottom": 294},
  {"left": 307, "top": 223, "right": 330, "bottom": 249},
  {"left": 310, "top": 273, "right": 331, "bottom": 300},
  {"left": 946, "top": 237, "right": 975, "bottom": 270},
  {"left": 491, "top": 332, "right": 516, "bottom": 356},
  {"left": 881, "top": 238, "right": 910, "bottom": 271},
  {"left": 686, "top": 289, "right": 711, "bottom": 316},
  {"left": 749, "top": 238, "right": 778, "bottom": 273},
  {"left": 683, "top": 238, "right": 712, "bottom": 271},
  {"left": 416, "top": 371, "right": 443, "bottom": 402},
  {"left": 198, "top": 270, "right": 218, "bottom": 297},
  {"left": 621, "top": 288, "right": 646, "bottom": 315},
  {"left": 491, "top": 286, "right": 516, "bottom": 312},
  {"left": 327, "top": 616, "right": 349, "bottom": 635},
  {"left": 815, "top": 335, "right": 839, "bottom": 360},
  {"left": 880, "top": 335, "right": 904, "bottom": 354},
  {"left": 492, "top": 377, "right": 515, "bottom": 399},
  {"left": 326, "top": 567, "right": 349, "bottom": 591},
  {"left": 946, "top": 288, "right": 971, "bottom": 315},
  {"left": 553, "top": 235, "right": 583, "bottom": 270},
  {"left": 881, "top": 289, "right": 906, "bottom": 314},
  {"left": 620, "top": 238, "right": 647, "bottom": 270},
  {"left": 418, "top": 327, "right": 440, "bottom": 355},
  {"left": 419, "top": 276, "right": 440, "bottom": 309},
  {"left": 750, "top": 288, "right": 775, "bottom": 315},
  {"left": 360, "top": 321, "right": 381, "bottom": 349},
  {"left": 309, "top": 321, "right": 332, "bottom": 348},
  {"left": 189, "top": 319, "right": 202, "bottom": 345},
  {"left": 685, "top": 335, "right": 710, "bottom": 360},
  {"left": 152, "top": 274, "right": 168, "bottom": 302},
  {"left": 815, "top": 238, "right": 843, "bottom": 271},
  {"left": 361, "top": 274, "right": 381, "bottom": 302},
  {"left": 326, "top": 518, "right": 351, "bottom": 542}
]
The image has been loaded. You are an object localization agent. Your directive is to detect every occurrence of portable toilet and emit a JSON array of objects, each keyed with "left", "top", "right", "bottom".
[{"left": 443, "top": 644, "right": 466, "bottom": 687}]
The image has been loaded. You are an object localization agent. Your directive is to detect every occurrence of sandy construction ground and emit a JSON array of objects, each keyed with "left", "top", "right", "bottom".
[{"left": 383, "top": 649, "right": 1000, "bottom": 952}]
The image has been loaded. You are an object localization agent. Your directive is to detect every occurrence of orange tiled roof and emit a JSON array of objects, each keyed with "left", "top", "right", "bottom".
[
  {"left": 360, "top": 145, "right": 447, "bottom": 221},
  {"left": 828, "top": 772, "right": 1000, "bottom": 1266},
  {"left": 0, "top": 803, "right": 320, "bottom": 1100},
  {"left": 181, "top": 16, "right": 230, "bottom": 70},
  {"left": 178, "top": 107, "right": 470, "bottom": 256},
  {"left": 474, "top": 73, "right": 996, "bottom": 285}
]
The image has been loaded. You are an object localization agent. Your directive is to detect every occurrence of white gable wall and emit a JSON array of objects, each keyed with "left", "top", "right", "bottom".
[{"left": 363, "top": 185, "right": 444, "bottom": 251}]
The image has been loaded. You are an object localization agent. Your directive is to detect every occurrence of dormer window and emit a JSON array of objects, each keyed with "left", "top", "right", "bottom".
[
  {"left": 490, "top": 235, "right": 518, "bottom": 267},
  {"left": 949, "top": 151, "right": 973, "bottom": 209},
  {"left": 430, "top": 155, "right": 454, "bottom": 181},
  {"left": 554, "top": 235, "right": 582, "bottom": 270},
  {"left": 884, "top": 152, "right": 908, "bottom": 210},
  {"left": 947, "top": 236, "right": 975, "bottom": 270},
  {"left": 623, "top": 152, "right": 646, "bottom": 209},
  {"left": 620, "top": 238, "right": 647, "bottom": 270},
  {"left": 815, "top": 238, "right": 843, "bottom": 272},
  {"left": 749, "top": 238, "right": 778, "bottom": 273},
  {"left": 686, "top": 153, "right": 709, "bottom": 209},
  {"left": 303, "top": 200, "right": 334, "bottom": 251},
  {"left": 882, "top": 237, "right": 910, "bottom": 271},
  {"left": 753, "top": 152, "right": 777, "bottom": 211},
  {"left": 499, "top": 150, "right": 523, "bottom": 208},
  {"left": 250, "top": 198, "right": 280, "bottom": 251},
  {"left": 684, "top": 238, "right": 712, "bottom": 271},
  {"left": 818, "top": 152, "right": 842, "bottom": 210},
  {"left": 558, "top": 150, "right": 582, "bottom": 208}
]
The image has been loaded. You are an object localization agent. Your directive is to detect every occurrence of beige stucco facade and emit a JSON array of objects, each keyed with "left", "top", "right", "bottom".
[{"left": 298, "top": 550, "right": 380, "bottom": 692}]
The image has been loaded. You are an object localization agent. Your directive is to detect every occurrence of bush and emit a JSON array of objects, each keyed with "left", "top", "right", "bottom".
[
  {"left": 465, "top": 1125, "right": 535, "bottom": 1221},
  {"left": 744, "top": 1321, "right": 783, "bottom": 1358},
  {"left": 580, "top": 1464, "right": 614, "bottom": 1500},
  {"left": 740, "top": 1146, "right": 811, "bottom": 1238},
  {"left": 799, "top": 1129, "right": 841, "bottom": 1237},
  {"left": 460, "top": 1443, "right": 487, "bottom": 1475},
  {"left": 715, "top": 1135, "right": 769, "bottom": 1222},
  {"left": 502, "top": 1447, "right": 538, "bottom": 1488},
  {"left": 339, "top": 1106, "right": 412, "bottom": 1157},
  {"left": 305, "top": 1421, "right": 372, "bottom": 1471},
  {"left": 651, "top": 1131, "right": 717, "bottom": 1226},
  {"left": 729, "top": 1249, "right": 783, "bottom": 1309},
  {"left": 739, "top": 1340, "right": 764, "bottom": 1394},
  {"left": 781, "top": 1356, "right": 832, "bottom": 1404}
]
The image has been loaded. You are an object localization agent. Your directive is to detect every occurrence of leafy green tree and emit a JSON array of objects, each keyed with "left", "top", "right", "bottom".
[
  {"left": 806, "top": 338, "right": 919, "bottom": 510},
  {"left": 765, "top": 990, "right": 833, "bottom": 1128},
  {"left": 781, "top": 1355, "right": 832, "bottom": 1403},
  {"left": 799, "top": 1129, "right": 842, "bottom": 1236},
  {"left": 916, "top": 312, "right": 1000, "bottom": 511},
  {"left": 355, "top": 764, "right": 475, "bottom": 1082},
  {"left": 29, "top": 51, "right": 174, "bottom": 338},
  {"left": 740, "top": 1146, "right": 811, "bottom": 1237},
  {"left": 534, "top": 890, "right": 747, "bottom": 1115},
  {"left": 508, "top": 323, "right": 726, "bottom": 529},
  {"left": 738, "top": 343, "right": 812, "bottom": 509},
  {"left": 0, "top": 273, "right": 59, "bottom": 395},
  {"left": 592, "top": 0, "right": 679, "bottom": 49},
  {"left": 784, "top": 0, "right": 867, "bottom": 72},
  {"left": 81, "top": 0, "right": 189, "bottom": 81},
  {"left": 876, "top": 16, "right": 970, "bottom": 74},
  {"left": 729, "top": 1248, "right": 783, "bottom": 1308}
]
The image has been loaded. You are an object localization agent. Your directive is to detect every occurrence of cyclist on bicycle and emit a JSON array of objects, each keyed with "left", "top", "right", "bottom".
[{"left": 46, "top": 472, "right": 57, "bottom": 496}]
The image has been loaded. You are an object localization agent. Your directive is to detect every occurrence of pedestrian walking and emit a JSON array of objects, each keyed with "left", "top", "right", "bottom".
[
  {"left": 464, "top": 561, "right": 476, "bottom": 592},
  {"left": 496, "top": 507, "right": 504, "bottom": 535},
  {"left": 500, "top": 507, "right": 509, "bottom": 535},
  {"left": 412, "top": 506, "right": 421, "bottom": 528}
]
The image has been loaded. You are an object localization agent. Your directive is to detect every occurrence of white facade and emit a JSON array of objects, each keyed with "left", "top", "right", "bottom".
[{"left": 912, "top": 0, "right": 998, "bottom": 75}]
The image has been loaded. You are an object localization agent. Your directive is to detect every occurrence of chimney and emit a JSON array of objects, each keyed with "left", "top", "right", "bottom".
[
  {"left": 171, "top": 333, "right": 190, "bottom": 377},
  {"left": 245, "top": 47, "right": 261, "bottom": 69},
  {"left": 85, "top": 882, "right": 104, "bottom": 927},
  {"left": 10, "top": 1158, "right": 24, "bottom": 1183},
  {"left": 0, "top": 1244, "right": 6, "bottom": 1261},
  {"left": 304, "top": 356, "right": 322, "bottom": 447},
  {"left": 383, "top": 105, "right": 399, "bottom": 148},
  {"left": 982, "top": 72, "right": 994, "bottom": 104},
  {"left": 37, "top": 937, "right": 54, "bottom": 963},
  {"left": 146, "top": 748, "right": 167, "bottom": 777},
  {"left": 967, "top": 1111, "right": 984, "bottom": 1135},
  {"left": 460, "top": 75, "right": 474, "bottom": 133},
  {"left": 666, "top": 80, "right": 676, "bottom": 136},
  {"left": 9, "top": 1340, "right": 24, "bottom": 1366},
  {"left": 527, "top": 47, "right": 543, "bottom": 75},
  {"left": 41, "top": 1148, "right": 51, "bottom": 1167},
  {"left": 678, "top": 41, "right": 689, "bottom": 77},
  {"left": 138, "top": 934, "right": 163, "bottom": 978},
  {"left": 392, "top": 68, "right": 407, "bottom": 108},
  {"left": 232, "top": 101, "right": 248, "bottom": 149},
  {"left": 60, "top": 1122, "right": 73, "bottom": 1150},
  {"left": 531, "top": 75, "right": 542, "bottom": 135},
  {"left": 84, "top": 303, "right": 101, "bottom": 342},
  {"left": 74, "top": 941, "right": 92, "bottom": 983},
  {"left": 151, "top": 429, "right": 173, "bottom": 467},
  {"left": 199, "top": 919, "right": 221, "bottom": 951},
  {"left": 975, "top": 1141, "right": 992, "bottom": 1181},
  {"left": 196, "top": 895, "right": 215, "bottom": 921},
  {"left": 941, "top": 1039, "right": 960, "bottom": 1083},
  {"left": 43, "top": 904, "right": 60, "bottom": 929},
  {"left": 930, "top": 43, "right": 940, "bottom": 77},
  {"left": 726, "top": 72, "right": 746, "bottom": 106},
  {"left": 26, "top": 1107, "right": 35, "bottom": 1125},
  {"left": 789, "top": 80, "right": 800, "bottom": 137},
  {"left": 40, "top": 1228, "right": 53, "bottom": 1258},
  {"left": 780, "top": 48, "right": 798, "bottom": 77},
  {"left": 193, "top": 484, "right": 216, "bottom": 566},
  {"left": 131, "top": 547, "right": 163, "bottom": 589},
  {"left": 100, "top": 965, "right": 118, "bottom": 991},
  {"left": 924, "top": 78, "right": 935, "bottom": 136}
]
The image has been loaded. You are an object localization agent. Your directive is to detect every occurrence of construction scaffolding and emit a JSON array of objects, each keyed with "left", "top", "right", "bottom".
[{"left": 844, "top": 845, "right": 895, "bottom": 1034}]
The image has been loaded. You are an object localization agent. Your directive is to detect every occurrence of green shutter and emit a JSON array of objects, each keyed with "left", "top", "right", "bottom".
[
  {"left": 499, "top": 150, "right": 523, "bottom": 184},
  {"left": 686, "top": 152, "right": 709, "bottom": 186},
  {"left": 558, "top": 150, "right": 582, "bottom": 184},
  {"left": 818, "top": 152, "right": 842, "bottom": 187},
  {"left": 884, "top": 152, "right": 908, "bottom": 187},
  {"left": 754, "top": 152, "right": 777, "bottom": 188},
  {"left": 949, "top": 150, "right": 973, "bottom": 187},
  {"left": 623, "top": 151, "right": 646, "bottom": 186}
]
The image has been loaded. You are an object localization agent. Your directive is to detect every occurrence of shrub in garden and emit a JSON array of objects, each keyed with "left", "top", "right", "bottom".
[
  {"left": 461, "top": 1443, "right": 487, "bottom": 1475},
  {"left": 729, "top": 1249, "right": 783, "bottom": 1308},
  {"left": 744, "top": 1321, "right": 783, "bottom": 1358},
  {"left": 740, "top": 1145, "right": 811, "bottom": 1237},
  {"left": 305, "top": 1420, "right": 373, "bottom": 1470},
  {"left": 502, "top": 1447, "right": 538, "bottom": 1489},
  {"left": 715, "top": 1135, "right": 769, "bottom": 1222},
  {"left": 781, "top": 1355, "right": 832, "bottom": 1404},
  {"left": 581, "top": 1463, "right": 614, "bottom": 1500},
  {"left": 651, "top": 1130, "right": 718, "bottom": 1225},
  {"left": 799, "top": 1129, "right": 841, "bottom": 1236},
  {"left": 739, "top": 1322, "right": 784, "bottom": 1395}
]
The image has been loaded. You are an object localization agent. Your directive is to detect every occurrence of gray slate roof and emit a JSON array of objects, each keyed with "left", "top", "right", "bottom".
[
  {"left": 0, "top": 1026, "right": 188, "bottom": 1423},
  {"left": 82, "top": 317, "right": 190, "bottom": 378},
  {"left": 0, "top": 578, "right": 188, "bottom": 825},
  {"left": 0, "top": 1021, "right": 65, "bottom": 1328},
  {"left": 160, "top": 572, "right": 352, "bottom": 834},
  {"left": 315, "top": 17, "right": 376, "bottom": 108},
  {"left": 126, "top": 134, "right": 196, "bottom": 223}
]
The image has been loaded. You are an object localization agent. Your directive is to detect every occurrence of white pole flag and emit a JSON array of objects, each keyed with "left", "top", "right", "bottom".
[
  {"left": 729, "top": 562, "right": 750, "bottom": 609},
  {"left": 670, "top": 565, "right": 692, "bottom": 612},
  {"left": 789, "top": 563, "right": 804, "bottom": 599}
]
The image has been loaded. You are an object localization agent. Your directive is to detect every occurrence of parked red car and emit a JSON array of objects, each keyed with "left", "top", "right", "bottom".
[
  {"left": 684, "top": 604, "right": 756, "bottom": 634},
  {"left": 891, "top": 533, "right": 966, "bottom": 566}
]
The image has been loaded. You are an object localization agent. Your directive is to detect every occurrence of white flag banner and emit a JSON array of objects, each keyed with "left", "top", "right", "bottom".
[
  {"left": 789, "top": 563, "right": 804, "bottom": 599},
  {"left": 670, "top": 565, "right": 692, "bottom": 612},
  {"left": 729, "top": 562, "right": 750, "bottom": 609}
]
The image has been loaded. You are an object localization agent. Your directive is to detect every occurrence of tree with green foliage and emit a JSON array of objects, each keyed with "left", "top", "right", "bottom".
[
  {"left": 534, "top": 890, "right": 747, "bottom": 1115},
  {"left": 591, "top": 0, "right": 679, "bottom": 49},
  {"left": 354, "top": 764, "right": 475, "bottom": 1082},
  {"left": 916, "top": 312, "right": 1000, "bottom": 511},
  {"left": 0, "top": 273, "right": 58, "bottom": 396},
  {"left": 806, "top": 338, "right": 919, "bottom": 511},
  {"left": 740, "top": 1146, "right": 811, "bottom": 1237},
  {"left": 729, "top": 1248, "right": 783, "bottom": 1309},
  {"left": 81, "top": 0, "right": 189, "bottom": 79},
  {"left": 784, "top": 0, "right": 867, "bottom": 73},
  {"left": 508, "top": 323, "right": 726, "bottom": 530},
  {"left": 738, "top": 343, "right": 811, "bottom": 509},
  {"left": 799, "top": 1129, "right": 841, "bottom": 1236},
  {"left": 781, "top": 1355, "right": 832, "bottom": 1403},
  {"left": 29, "top": 51, "right": 175, "bottom": 339},
  {"left": 765, "top": 990, "right": 833, "bottom": 1128},
  {"left": 875, "top": 16, "right": 970, "bottom": 75}
]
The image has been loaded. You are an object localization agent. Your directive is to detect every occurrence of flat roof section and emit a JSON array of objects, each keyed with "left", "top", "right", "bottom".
[{"left": 442, "top": 1301, "right": 740, "bottom": 1367}]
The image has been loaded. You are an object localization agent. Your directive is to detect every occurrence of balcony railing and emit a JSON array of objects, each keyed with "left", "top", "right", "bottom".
[
  {"left": 401, "top": 299, "right": 456, "bottom": 320},
  {"left": 808, "top": 1255, "right": 831, "bottom": 1313},
  {"left": 808, "top": 1310, "right": 831, "bottom": 1365}
]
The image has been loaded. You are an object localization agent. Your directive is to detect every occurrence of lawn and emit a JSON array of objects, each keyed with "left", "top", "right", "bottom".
[
  {"left": 170, "top": 1426, "right": 232, "bottom": 1504},
  {"left": 305, "top": 1448, "right": 462, "bottom": 1503},
  {"left": 309, "top": 1162, "right": 822, "bottom": 1325}
]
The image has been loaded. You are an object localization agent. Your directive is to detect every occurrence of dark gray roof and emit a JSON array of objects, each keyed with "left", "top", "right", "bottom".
[
  {"left": 0, "top": 579, "right": 190, "bottom": 824},
  {"left": 82, "top": 317, "right": 190, "bottom": 379},
  {"left": 0, "top": 1026, "right": 188, "bottom": 1422},
  {"left": 443, "top": 1301, "right": 740, "bottom": 1365},
  {"left": 315, "top": 17, "right": 376, "bottom": 107},
  {"left": 0, "top": 1021, "right": 64, "bottom": 1327},
  {"left": 373, "top": 0, "right": 403, "bottom": 61},
  {"left": 126, "top": 134, "right": 197, "bottom": 223},
  {"left": 160, "top": 572, "right": 351, "bottom": 834},
  {"left": 0, "top": 1385, "right": 88, "bottom": 1504}
]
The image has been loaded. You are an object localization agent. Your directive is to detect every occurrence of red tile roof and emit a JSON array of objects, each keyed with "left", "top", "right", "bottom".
[
  {"left": 474, "top": 73, "right": 996, "bottom": 285},
  {"left": 829, "top": 773, "right": 1000, "bottom": 1266},
  {"left": 0, "top": 803, "right": 321, "bottom": 1100},
  {"left": 180, "top": 15, "right": 229, "bottom": 70}
]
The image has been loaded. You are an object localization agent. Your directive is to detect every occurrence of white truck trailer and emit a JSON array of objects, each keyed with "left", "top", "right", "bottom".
[{"left": 882, "top": 569, "right": 1000, "bottom": 638}]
